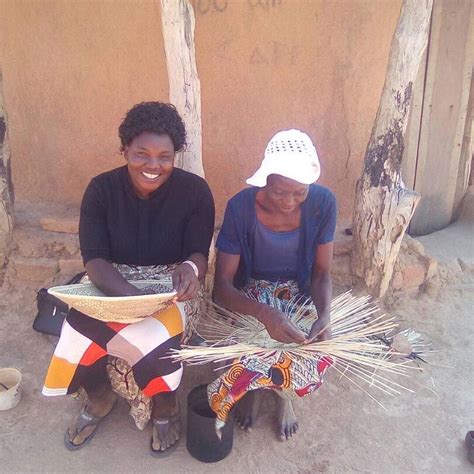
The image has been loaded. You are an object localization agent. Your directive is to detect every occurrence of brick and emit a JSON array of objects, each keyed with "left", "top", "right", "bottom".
[
  {"left": 40, "top": 216, "right": 79, "bottom": 234},
  {"left": 401, "top": 263, "right": 426, "bottom": 290},
  {"left": 59, "top": 258, "right": 84, "bottom": 276},
  {"left": 12, "top": 256, "right": 58, "bottom": 281}
]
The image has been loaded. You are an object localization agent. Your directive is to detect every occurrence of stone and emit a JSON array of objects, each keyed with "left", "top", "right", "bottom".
[
  {"left": 59, "top": 258, "right": 84, "bottom": 276},
  {"left": 12, "top": 255, "right": 58, "bottom": 281},
  {"left": 404, "top": 235, "right": 425, "bottom": 256},
  {"left": 401, "top": 263, "right": 426, "bottom": 290},
  {"left": 424, "top": 274, "right": 441, "bottom": 298},
  {"left": 13, "top": 227, "right": 80, "bottom": 259},
  {"left": 40, "top": 215, "right": 79, "bottom": 234},
  {"left": 439, "top": 260, "right": 464, "bottom": 282},
  {"left": 458, "top": 259, "right": 474, "bottom": 274},
  {"left": 47, "top": 239, "right": 80, "bottom": 259},
  {"left": 424, "top": 256, "right": 438, "bottom": 280}
]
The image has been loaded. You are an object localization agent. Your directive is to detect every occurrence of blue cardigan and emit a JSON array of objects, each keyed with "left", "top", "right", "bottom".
[{"left": 216, "top": 185, "right": 337, "bottom": 295}]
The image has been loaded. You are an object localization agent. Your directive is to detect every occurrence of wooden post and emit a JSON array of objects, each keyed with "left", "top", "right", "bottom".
[
  {"left": 407, "top": 0, "right": 474, "bottom": 234},
  {"left": 352, "top": 0, "right": 433, "bottom": 297},
  {"left": 0, "top": 70, "right": 14, "bottom": 268},
  {"left": 160, "top": 1, "right": 218, "bottom": 293},
  {"left": 160, "top": 0, "right": 204, "bottom": 178}
]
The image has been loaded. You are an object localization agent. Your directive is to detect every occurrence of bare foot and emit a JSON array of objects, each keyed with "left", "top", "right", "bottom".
[
  {"left": 274, "top": 393, "right": 298, "bottom": 441},
  {"left": 66, "top": 388, "right": 116, "bottom": 447},
  {"left": 234, "top": 390, "right": 262, "bottom": 432}
]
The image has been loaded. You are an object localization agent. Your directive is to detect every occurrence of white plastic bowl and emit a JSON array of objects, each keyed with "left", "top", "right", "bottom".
[{"left": 0, "top": 368, "right": 22, "bottom": 411}]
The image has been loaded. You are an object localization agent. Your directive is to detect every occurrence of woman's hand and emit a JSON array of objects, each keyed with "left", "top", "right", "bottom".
[
  {"left": 86, "top": 258, "right": 144, "bottom": 297},
  {"left": 259, "top": 307, "right": 307, "bottom": 344},
  {"left": 171, "top": 263, "right": 199, "bottom": 302},
  {"left": 307, "top": 314, "right": 332, "bottom": 342}
]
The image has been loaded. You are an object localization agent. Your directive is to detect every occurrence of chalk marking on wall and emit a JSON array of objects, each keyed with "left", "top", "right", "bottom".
[
  {"left": 192, "top": 0, "right": 281, "bottom": 15},
  {"left": 191, "top": 0, "right": 228, "bottom": 15},
  {"left": 248, "top": 0, "right": 282, "bottom": 10},
  {"left": 249, "top": 42, "right": 301, "bottom": 65}
]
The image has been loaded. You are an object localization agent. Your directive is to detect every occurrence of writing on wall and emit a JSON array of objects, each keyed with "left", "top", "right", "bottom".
[{"left": 191, "top": 0, "right": 282, "bottom": 15}]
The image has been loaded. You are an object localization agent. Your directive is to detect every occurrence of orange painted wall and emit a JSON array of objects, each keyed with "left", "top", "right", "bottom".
[
  {"left": 194, "top": 0, "right": 402, "bottom": 220},
  {"left": 0, "top": 0, "right": 169, "bottom": 205},
  {"left": 0, "top": 0, "right": 402, "bottom": 223}
]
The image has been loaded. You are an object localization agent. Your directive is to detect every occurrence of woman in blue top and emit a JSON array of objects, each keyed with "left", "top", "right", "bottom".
[{"left": 213, "top": 129, "right": 337, "bottom": 440}]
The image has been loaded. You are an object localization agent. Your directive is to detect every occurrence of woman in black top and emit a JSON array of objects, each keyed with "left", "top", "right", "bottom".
[{"left": 43, "top": 102, "right": 215, "bottom": 456}]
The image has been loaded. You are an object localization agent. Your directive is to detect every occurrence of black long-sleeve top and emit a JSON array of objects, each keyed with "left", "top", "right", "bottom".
[{"left": 79, "top": 166, "right": 215, "bottom": 266}]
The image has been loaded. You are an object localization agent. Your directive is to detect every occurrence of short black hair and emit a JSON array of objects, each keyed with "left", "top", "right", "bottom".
[{"left": 118, "top": 101, "right": 186, "bottom": 152}]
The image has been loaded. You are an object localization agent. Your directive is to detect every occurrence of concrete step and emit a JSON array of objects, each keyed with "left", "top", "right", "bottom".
[
  {"left": 12, "top": 200, "right": 80, "bottom": 260},
  {"left": 40, "top": 214, "right": 79, "bottom": 234},
  {"left": 12, "top": 226, "right": 80, "bottom": 259},
  {"left": 10, "top": 254, "right": 59, "bottom": 282},
  {"left": 5, "top": 201, "right": 84, "bottom": 288},
  {"left": 6, "top": 253, "right": 84, "bottom": 290},
  {"left": 14, "top": 200, "right": 79, "bottom": 228}
]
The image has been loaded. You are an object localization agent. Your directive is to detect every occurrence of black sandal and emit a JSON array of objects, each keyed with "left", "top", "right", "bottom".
[
  {"left": 64, "top": 404, "right": 115, "bottom": 451},
  {"left": 150, "top": 414, "right": 181, "bottom": 458}
]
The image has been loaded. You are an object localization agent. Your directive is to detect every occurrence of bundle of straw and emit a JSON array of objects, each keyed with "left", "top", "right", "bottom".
[{"left": 169, "top": 291, "right": 430, "bottom": 407}]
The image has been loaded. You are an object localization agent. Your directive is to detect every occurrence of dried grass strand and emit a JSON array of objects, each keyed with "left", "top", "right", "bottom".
[{"left": 170, "top": 291, "right": 431, "bottom": 403}]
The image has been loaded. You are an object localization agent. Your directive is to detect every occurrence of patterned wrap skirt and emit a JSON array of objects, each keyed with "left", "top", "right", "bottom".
[
  {"left": 207, "top": 279, "right": 333, "bottom": 434},
  {"left": 43, "top": 264, "right": 201, "bottom": 429}
]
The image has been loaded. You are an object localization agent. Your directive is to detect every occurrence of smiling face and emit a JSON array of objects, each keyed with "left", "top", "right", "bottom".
[
  {"left": 263, "top": 174, "right": 309, "bottom": 215},
  {"left": 124, "top": 132, "right": 175, "bottom": 198}
]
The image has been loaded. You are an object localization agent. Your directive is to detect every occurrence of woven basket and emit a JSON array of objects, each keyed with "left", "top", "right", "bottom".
[{"left": 48, "top": 279, "right": 177, "bottom": 323}]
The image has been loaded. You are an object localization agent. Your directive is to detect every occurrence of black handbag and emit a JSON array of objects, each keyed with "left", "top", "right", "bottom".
[{"left": 33, "top": 272, "right": 85, "bottom": 336}]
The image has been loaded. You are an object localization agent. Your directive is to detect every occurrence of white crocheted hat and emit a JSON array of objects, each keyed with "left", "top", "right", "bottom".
[{"left": 246, "top": 129, "right": 320, "bottom": 187}]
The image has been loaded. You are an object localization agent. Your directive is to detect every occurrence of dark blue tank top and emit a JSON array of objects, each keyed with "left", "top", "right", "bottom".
[{"left": 251, "top": 219, "right": 300, "bottom": 281}]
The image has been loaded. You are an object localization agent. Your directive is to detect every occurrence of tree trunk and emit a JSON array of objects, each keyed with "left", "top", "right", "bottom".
[
  {"left": 352, "top": 0, "right": 433, "bottom": 297},
  {"left": 160, "top": 1, "right": 217, "bottom": 293},
  {"left": 160, "top": 0, "right": 204, "bottom": 178},
  {"left": 0, "top": 70, "right": 14, "bottom": 268}
]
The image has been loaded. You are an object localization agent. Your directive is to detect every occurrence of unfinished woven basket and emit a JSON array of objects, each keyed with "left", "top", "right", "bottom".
[{"left": 48, "top": 279, "right": 177, "bottom": 323}]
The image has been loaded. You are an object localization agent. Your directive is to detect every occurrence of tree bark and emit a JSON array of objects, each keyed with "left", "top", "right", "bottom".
[
  {"left": 0, "top": 71, "right": 14, "bottom": 268},
  {"left": 160, "top": 0, "right": 204, "bottom": 178},
  {"left": 352, "top": 0, "right": 433, "bottom": 297},
  {"left": 160, "top": 1, "right": 217, "bottom": 293}
]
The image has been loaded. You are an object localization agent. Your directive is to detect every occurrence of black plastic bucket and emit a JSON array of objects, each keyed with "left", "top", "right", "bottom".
[{"left": 186, "top": 384, "right": 234, "bottom": 463}]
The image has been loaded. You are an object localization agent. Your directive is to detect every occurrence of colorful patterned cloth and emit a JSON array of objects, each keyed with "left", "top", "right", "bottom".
[
  {"left": 43, "top": 264, "right": 201, "bottom": 429},
  {"left": 207, "top": 279, "right": 333, "bottom": 435},
  {"left": 43, "top": 302, "right": 186, "bottom": 397}
]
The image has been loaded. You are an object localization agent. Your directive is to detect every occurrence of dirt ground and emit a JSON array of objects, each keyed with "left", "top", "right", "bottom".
[{"left": 1, "top": 228, "right": 473, "bottom": 473}]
